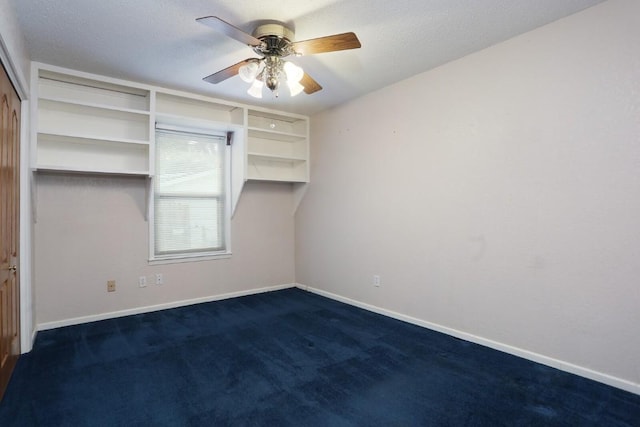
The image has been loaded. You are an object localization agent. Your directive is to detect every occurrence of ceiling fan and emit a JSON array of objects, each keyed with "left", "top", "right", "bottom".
[{"left": 196, "top": 16, "right": 361, "bottom": 98}]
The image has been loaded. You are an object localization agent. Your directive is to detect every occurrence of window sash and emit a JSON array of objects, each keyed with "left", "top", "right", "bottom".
[{"left": 153, "top": 128, "right": 228, "bottom": 259}]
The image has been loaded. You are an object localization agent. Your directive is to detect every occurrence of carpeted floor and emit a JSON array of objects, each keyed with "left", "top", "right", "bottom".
[{"left": 1, "top": 288, "right": 639, "bottom": 426}]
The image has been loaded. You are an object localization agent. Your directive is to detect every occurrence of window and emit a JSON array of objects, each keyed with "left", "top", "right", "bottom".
[{"left": 151, "top": 126, "right": 230, "bottom": 261}]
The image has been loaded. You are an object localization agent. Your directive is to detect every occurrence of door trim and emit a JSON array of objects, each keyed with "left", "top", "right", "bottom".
[
  {"left": 0, "top": 29, "right": 34, "bottom": 354},
  {"left": 0, "top": 35, "right": 28, "bottom": 100}
]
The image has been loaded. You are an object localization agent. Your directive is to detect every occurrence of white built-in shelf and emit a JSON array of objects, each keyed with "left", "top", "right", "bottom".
[
  {"left": 247, "top": 110, "right": 306, "bottom": 133},
  {"left": 31, "top": 63, "right": 311, "bottom": 214},
  {"left": 38, "top": 95, "right": 150, "bottom": 118},
  {"left": 37, "top": 100, "right": 151, "bottom": 143},
  {"left": 247, "top": 128, "right": 306, "bottom": 142},
  {"left": 36, "top": 133, "right": 149, "bottom": 175},
  {"left": 34, "top": 67, "right": 152, "bottom": 176},
  {"left": 155, "top": 92, "right": 244, "bottom": 129},
  {"left": 246, "top": 152, "right": 307, "bottom": 182},
  {"left": 247, "top": 152, "right": 307, "bottom": 162},
  {"left": 35, "top": 165, "right": 150, "bottom": 176},
  {"left": 38, "top": 70, "right": 151, "bottom": 110},
  {"left": 246, "top": 109, "right": 309, "bottom": 183},
  {"left": 246, "top": 161, "right": 308, "bottom": 182}
]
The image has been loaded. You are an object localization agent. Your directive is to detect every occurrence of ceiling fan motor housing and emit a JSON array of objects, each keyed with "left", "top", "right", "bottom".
[{"left": 252, "top": 23, "right": 295, "bottom": 57}]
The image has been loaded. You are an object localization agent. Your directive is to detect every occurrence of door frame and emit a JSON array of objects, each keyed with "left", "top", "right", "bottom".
[{"left": 0, "top": 33, "right": 34, "bottom": 353}]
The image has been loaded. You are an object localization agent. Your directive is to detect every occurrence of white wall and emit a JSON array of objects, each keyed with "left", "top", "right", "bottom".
[
  {"left": 35, "top": 176, "right": 295, "bottom": 326},
  {"left": 296, "top": 0, "right": 640, "bottom": 392}
]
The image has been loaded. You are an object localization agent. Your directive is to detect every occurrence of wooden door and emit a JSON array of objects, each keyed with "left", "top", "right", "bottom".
[{"left": 0, "top": 61, "right": 21, "bottom": 401}]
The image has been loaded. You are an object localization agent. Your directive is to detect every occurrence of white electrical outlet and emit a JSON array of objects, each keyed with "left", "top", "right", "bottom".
[
  {"left": 155, "top": 273, "right": 163, "bottom": 285},
  {"left": 373, "top": 275, "right": 381, "bottom": 287},
  {"left": 138, "top": 276, "right": 147, "bottom": 288}
]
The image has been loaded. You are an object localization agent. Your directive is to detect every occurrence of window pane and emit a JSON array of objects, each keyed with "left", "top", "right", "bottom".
[
  {"left": 156, "top": 131, "right": 224, "bottom": 195},
  {"left": 155, "top": 197, "right": 224, "bottom": 254},
  {"left": 154, "top": 128, "right": 227, "bottom": 257}
]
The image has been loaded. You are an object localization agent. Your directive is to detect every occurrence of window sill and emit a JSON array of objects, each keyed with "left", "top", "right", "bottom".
[{"left": 149, "top": 252, "right": 232, "bottom": 265}]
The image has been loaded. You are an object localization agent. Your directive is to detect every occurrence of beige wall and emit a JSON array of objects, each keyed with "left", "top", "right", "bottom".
[
  {"left": 35, "top": 175, "right": 295, "bottom": 325},
  {"left": 296, "top": 0, "right": 640, "bottom": 391}
]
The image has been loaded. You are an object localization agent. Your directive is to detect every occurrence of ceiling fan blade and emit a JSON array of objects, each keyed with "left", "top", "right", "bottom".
[
  {"left": 300, "top": 73, "right": 323, "bottom": 94},
  {"left": 292, "top": 32, "right": 361, "bottom": 55},
  {"left": 203, "top": 59, "right": 256, "bottom": 84},
  {"left": 196, "top": 16, "right": 263, "bottom": 47}
]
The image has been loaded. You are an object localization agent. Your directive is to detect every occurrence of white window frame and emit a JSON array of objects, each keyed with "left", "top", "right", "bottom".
[{"left": 149, "top": 123, "right": 232, "bottom": 264}]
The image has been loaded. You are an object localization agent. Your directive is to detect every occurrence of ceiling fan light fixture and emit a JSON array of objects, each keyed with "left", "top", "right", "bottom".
[
  {"left": 287, "top": 80, "right": 305, "bottom": 97},
  {"left": 266, "top": 74, "right": 280, "bottom": 91},
  {"left": 238, "top": 61, "right": 259, "bottom": 83},
  {"left": 247, "top": 79, "right": 264, "bottom": 98},
  {"left": 283, "top": 61, "right": 304, "bottom": 83}
]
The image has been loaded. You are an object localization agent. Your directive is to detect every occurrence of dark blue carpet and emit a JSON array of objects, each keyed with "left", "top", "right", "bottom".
[{"left": 1, "top": 288, "right": 639, "bottom": 426}]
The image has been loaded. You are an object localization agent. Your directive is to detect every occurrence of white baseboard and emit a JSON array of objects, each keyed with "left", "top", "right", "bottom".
[
  {"left": 298, "top": 284, "right": 640, "bottom": 396},
  {"left": 29, "top": 328, "right": 38, "bottom": 353},
  {"left": 34, "top": 282, "right": 639, "bottom": 395},
  {"left": 37, "top": 283, "right": 297, "bottom": 331}
]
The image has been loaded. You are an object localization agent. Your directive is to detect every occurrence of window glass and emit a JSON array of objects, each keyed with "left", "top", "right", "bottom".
[{"left": 154, "top": 128, "right": 228, "bottom": 258}]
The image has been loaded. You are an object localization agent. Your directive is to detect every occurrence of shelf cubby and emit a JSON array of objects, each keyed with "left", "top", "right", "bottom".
[
  {"left": 156, "top": 92, "right": 244, "bottom": 126},
  {"left": 246, "top": 155, "right": 308, "bottom": 183},
  {"left": 38, "top": 69, "right": 150, "bottom": 111},
  {"left": 38, "top": 99, "right": 150, "bottom": 143},
  {"left": 246, "top": 109, "right": 309, "bottom": 183},
  {"left": 36, "top": 133, "right": 149, "bottom": 175}
]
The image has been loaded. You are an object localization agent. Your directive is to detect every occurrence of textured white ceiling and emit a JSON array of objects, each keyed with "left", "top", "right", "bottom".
[{"left": 8, "top": 0, "right": 604, "bottom": 115}]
